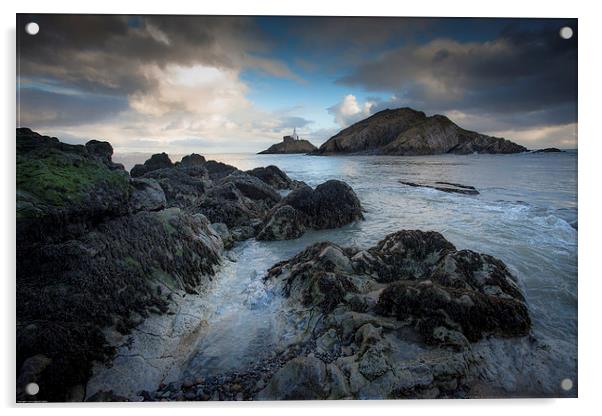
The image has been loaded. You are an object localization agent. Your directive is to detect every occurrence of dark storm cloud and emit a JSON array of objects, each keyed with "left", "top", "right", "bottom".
[
  {"left": 18, "top": 88, "right": 129, "bottom": 127},
  {"left": 17, "top": 14, "right": 279, "bottom": 94},
  {"left": 337, "top": 22, "right": 577, "bottom": 126}
]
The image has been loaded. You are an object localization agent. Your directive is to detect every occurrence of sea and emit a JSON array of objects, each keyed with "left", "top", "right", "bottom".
[{"left": 113, "top": 150, "right": 578, "bottom": 397}]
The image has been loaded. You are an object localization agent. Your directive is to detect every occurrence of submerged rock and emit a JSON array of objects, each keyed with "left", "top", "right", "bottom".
[
  {"left": 400, "top": 181, "right": 480, "bottom": 195},
  {"left": 533, "top": 148, "right": 564, "bottom": 153}
]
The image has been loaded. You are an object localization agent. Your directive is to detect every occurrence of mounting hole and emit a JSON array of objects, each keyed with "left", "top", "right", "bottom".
[
  {"left": 559, "top": 26, "right": 573, "bottom": 40},
  {"left": 561, "top": 378, "right": 573, "bottom": 391},
  {"left": 25, "top": 22, "right": 39, "bottom": 36},
  {"left": 25, "top": 382, "right": 39, "bottom": 396}
]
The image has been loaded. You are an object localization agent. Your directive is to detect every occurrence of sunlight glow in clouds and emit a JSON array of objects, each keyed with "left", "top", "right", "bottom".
[{"left": 328, "top": 94, "right": 375, "bottom": 128}]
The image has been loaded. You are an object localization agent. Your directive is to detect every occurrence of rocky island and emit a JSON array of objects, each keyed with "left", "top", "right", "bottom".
[
  {"left": 258, "top": 129, "right": 317, "bottom": 154},
  {"left": 16, "top": 127, "right": 533, "bottom": 402},
  {"left": 311, "top": 107, "right": 528, "bottom": 156}
]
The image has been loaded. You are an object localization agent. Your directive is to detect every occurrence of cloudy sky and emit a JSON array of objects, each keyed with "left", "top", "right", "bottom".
[{"left": 17, "top": 15, "right": 577, "bottom": 153}]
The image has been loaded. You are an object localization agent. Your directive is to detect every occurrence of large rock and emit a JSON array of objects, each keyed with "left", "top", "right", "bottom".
[
  {"left": 128, "top": 178, "right": 167, "bottom": 212},
  {"left": 198, "top": 182, "right": 266, "bottom": 229},
  {"left": 17, "top": 208, "right": 223, "bottom": 401},
  {"left": 376, "top": 279, "right": 530, "bottom": 343},
  {"left": 85, "top": 139, "right": 124, "bottom": 170},
  {"left": 221, "top": 172, "right": 282, "bottom": 203},
  {"left": 312, "top": 108, "right": 527, "bottom": 156},
  {"left": 257, "top": 180, "right": 363, "bottom": 240},
  {"left": 356, "top": 230, "right": 456, "bottom": 283},
  {"left": 256, "top": 205, "right": 306, "bottom": 241},
  {"left": 130, "top": 153, "right": 173, "bottom": 177},
  {"left": 142, "top": 167, "right": 208, "bottom": 210},
  {"left": 246, "top": 165, "right": 304, "bottom": 190},
  {"left": 261, "top": 229, "right": 531, "bottom": 399},
  {"left": 178, "top": 153, "right": 206, "bottom": 167},
  {"left": 16, "top": 128, "right": 131, "bottom": 245},
  {"left": 204, "top": 160, "right": 239, "bottom": 180},
  {"left": 16, "top": 129, "right": 225, "bottom": 401}
]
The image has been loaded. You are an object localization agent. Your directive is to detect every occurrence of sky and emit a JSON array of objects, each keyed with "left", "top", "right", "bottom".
[{"left": 17, "top": 15, "right": 578, "bottom": 153}]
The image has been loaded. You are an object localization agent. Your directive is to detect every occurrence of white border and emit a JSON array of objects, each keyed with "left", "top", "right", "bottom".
[{"left": 2, "top": 1, "right": 600, "bottom": 415}]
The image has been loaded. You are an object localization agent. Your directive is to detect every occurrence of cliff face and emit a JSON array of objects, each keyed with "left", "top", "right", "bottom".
[
  {"left": 312, "top": 108, "right": 527, "bottom": 155},
  {"left": 258, "top": 139, "right": 317, "bottom": 154}
]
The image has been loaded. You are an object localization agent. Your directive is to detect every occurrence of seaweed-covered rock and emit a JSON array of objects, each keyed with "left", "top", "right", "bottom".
[
  {"left": 256, "top": 205, "right": 306, "bottom": 241},
  {"left": 285, "top": 180, "right": 363, "bottom": 229},
  {"left": 142, "top": 167, "right": 208, "bottom": 210},
  {"left": 222, "top": 172, "right": 282, "bottom": 203},
  {"left": 205, "top": 160, "right": 239, "bottom": 180},
  {"left": 85, "top": 140, "right": 124, "bottom": 170},
  {"left": 130, "top": 153, "right": 173, "bottom": 177},
  {"left": 128, "top": 178, "right": 167, "bottom": 212},
  {"left": 198, "top": 182, "right": 266, "bottom": 229},
  {"left": 179, "top": 153, "right": 206, "bottom": 167},
  {"left": 260, "top": 229, "right": 531, "bottom": 399},
  {"left": 376, "top": 279, "right": 530, "bottom": 343},
  {"left": 246, "top": 165, "right": 305, "bottom": 190},
  {"left": 16, "top": 129, "right": 225, "bottom": 401},
  {"left": 258, "top": 180, "right": 363, "bottom": 240},
  {"left": 356, "top": 230, "right": 456, "bottom": 282},
  {"left": 16, "top": 128, "right": 131, "bottom": 245},
  {"left": 17, "top": 209, "right": 222, "bottom": 401}
]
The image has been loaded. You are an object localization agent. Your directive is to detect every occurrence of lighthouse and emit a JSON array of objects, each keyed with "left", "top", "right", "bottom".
[{"left": 282, "top": 128, "right": 300, "bottom": 143}]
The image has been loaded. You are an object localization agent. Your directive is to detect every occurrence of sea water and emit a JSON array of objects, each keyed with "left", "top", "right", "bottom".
[{"left": 114, "top": 151, "right": 578, "bottom": 396}]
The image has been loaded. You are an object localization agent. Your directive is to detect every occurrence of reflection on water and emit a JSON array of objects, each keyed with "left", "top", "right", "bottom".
[{"left": 114, "top": 151, "right": 578, "bottom": 392}]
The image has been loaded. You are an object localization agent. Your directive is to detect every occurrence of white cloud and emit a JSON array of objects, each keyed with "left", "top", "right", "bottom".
[
  {"left": 328, "top": 94, "right": 375, "bottom": 128},
  {"left": 38, "top": 63, "right": 317, "bottom": 153},
  {"left": 129, "top": 64, "right": 252, "bottom": 118}
]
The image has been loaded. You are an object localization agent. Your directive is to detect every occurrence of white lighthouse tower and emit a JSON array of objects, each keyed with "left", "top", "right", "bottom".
[{"left": 292, "top": 127, "right": 299, "bottom": 140}]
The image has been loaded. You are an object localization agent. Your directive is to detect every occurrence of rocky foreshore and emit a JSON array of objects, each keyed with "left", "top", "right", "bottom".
[
  {"left": 16, "top": 128, "right": 363, "bottom": 402},
  {"left": 16, "top": 128, "right": 532, "bottom": 402},
  {"left": 147, "top": 230, "right": 532, "bottom": 401}
]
